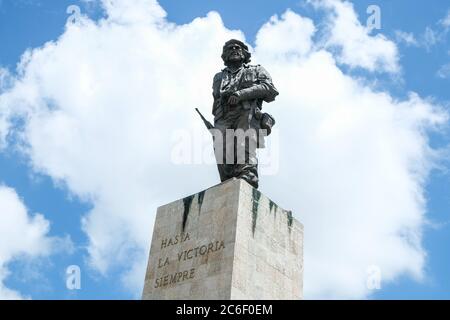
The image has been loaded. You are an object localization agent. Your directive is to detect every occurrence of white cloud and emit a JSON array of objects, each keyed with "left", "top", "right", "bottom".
[
  {"left": 101, "top": 0, "right": 166, "bottom": 24},
  {"left": 395, "top": 30, "right": 418, "bottom": 47},
  {"left": 312, "top": 0, "right": 399, "bottom": 73},
  {"left": 423, "top": 27, "right": 440, "bottom": 51},
  {"left": 0, "top": 68, "right": 13, "bottom": 148},
  {"left": 255, "top": 10, "right": 316, "bottom": 61},
  {"left": 396, "top": 10, "right": 450, "bottom": 51},
  {"left": 0, "top": 0, "right": 447, "bottom": 298},
  {"left": 0, "top": 185, "right": 59, "bottom": 299},
  {"left": 395, "top": 27, "right": 441, "bottom": 52},
  {"left": 440, "top": 10, "right": 450, "bottom": 29},
  {"left": 437, "top": 63, "right": 450, "bottom": 79}
]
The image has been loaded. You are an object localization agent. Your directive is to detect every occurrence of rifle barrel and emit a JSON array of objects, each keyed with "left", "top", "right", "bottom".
[{"left": 195, "top": 108, "right": 214, "bottom": 130}]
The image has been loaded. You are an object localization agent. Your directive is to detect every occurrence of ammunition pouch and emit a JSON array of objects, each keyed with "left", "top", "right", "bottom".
[{"left": 254, "top": 108, "right": 275, "bottom": 136}]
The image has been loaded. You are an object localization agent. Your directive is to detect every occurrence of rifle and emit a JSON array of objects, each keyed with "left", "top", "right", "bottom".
[{"left": 195, "top": 108, "right": 214, "bottom": 130}]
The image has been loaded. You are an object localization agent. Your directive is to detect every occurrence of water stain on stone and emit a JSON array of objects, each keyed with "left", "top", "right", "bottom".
[
  {"left": 251, "top": 188, "right": 261, "bottom": 236},
  {"left": 182, "top": 195, "right": 194, "bottom": 231},
  {"left": 269, "top": 200, "right": 278, "bottom": 216},
  {"left": 197, "top": 190, "right": 205, "bottom": 215},
  {"left": 287, "top": 210, "right": 293, "bottom": 231}
]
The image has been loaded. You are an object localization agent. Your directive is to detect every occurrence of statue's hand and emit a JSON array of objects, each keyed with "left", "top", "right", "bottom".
[{"left": 227, "top": 94, "right": 240, "bottom": 106}]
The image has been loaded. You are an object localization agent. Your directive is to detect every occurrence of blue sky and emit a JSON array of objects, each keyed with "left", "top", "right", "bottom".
[{"left": 0, "top": 0, "right": 449, "bottom": 299}]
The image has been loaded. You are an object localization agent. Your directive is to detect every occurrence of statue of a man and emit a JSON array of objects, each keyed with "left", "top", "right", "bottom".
[{"left": 211, "top": 39, "right": 279, "bottom": 189}]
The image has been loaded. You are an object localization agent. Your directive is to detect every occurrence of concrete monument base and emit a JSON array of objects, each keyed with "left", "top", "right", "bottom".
[{"left": 142, "top": 178, "right": 303, "bottom": 300}]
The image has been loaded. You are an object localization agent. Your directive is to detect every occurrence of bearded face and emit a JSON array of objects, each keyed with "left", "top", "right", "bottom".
[{"left": 223, "top": 43, "right": 245, "bottom": 65}]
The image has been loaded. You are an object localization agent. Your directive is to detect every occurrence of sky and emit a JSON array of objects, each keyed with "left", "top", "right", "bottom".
[{"left": 0, "top": 0, "right": 449, "bottom": 300}]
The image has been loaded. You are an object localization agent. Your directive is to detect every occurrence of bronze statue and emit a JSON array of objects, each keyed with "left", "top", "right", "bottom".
[{"left": 199, "top": 39, "right": 279, "bottom": 189}]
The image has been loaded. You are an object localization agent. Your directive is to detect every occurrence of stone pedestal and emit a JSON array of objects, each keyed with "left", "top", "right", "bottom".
[{"left": 142, "top": 178, "right": 303, "bottom": 300}]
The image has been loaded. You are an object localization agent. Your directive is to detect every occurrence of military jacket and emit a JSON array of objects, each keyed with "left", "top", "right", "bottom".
[{"left": 211, "top": 64, "right": 279, "bottom": 121}]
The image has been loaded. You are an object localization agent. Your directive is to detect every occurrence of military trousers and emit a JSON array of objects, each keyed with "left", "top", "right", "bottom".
[{"left": 213, "top": 105, "right": 259, "bottom": 189}]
